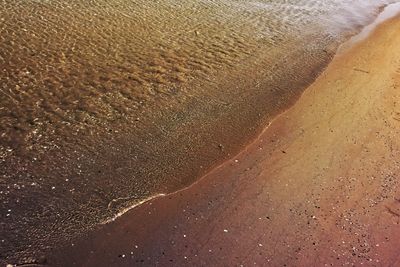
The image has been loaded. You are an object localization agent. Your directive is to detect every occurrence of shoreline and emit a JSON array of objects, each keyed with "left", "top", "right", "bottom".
[
  {"left": 1, "top": 2, "right": 340, "bottom": 262},
  {"left": 101, "top": 2, "right": 400, "bottom": 226},
  {"left": 339, "top": 2, "right": 400, "bottom": 53},
  {"left": 50, "top": 13, "right": 400, "bottom": 266},
  {"left": 0, "top": 2, "right": 396, "bottom": 262}
]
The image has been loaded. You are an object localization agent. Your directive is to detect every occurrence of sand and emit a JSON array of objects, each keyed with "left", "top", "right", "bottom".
[
  {"left": 4, "top": 1, "right": 386, "bottom": 262},
  {"left": 47, "top": 15, "right": 400, "bottom": 266}
]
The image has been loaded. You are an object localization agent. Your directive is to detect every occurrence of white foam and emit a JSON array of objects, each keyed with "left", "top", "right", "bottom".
[
  {"left": 102, "top": 193, "right": 166, "bottom": 224},
  {"left": 339, "top": 2, "right": 400, "bottom": 53}
]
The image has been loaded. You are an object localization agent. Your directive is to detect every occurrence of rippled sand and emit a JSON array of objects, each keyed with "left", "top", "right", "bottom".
[{"left": 0, "top": 0, "right": 395, "bottom": 264}]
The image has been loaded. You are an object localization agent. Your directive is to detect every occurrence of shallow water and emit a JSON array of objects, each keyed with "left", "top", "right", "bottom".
[
  {"left": 0, "top": 0, "right": 397, "bottom": 264},
  {"left": 340, "top": 2, "right": 400, "bottom": 52}
]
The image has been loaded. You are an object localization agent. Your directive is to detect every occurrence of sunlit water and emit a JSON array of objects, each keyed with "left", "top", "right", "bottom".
[{"left": 0, "top": 0, "right": 398, "bottom": 264}]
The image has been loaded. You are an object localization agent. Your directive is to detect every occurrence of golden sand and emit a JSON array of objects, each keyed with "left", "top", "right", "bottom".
[
  {"left": 46, "top": 15, "right": 400, "bottom": 267},
  {"left": 0, "top": 0, "right": 350, "bottom": 262},
  {"left": 0, "top": 0, "right": 396, "bottom": 264}
]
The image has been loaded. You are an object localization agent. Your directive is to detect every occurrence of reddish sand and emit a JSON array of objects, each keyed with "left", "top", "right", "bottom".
[{"left": 49, "top": 16, "right": 400, "bottom": 267}]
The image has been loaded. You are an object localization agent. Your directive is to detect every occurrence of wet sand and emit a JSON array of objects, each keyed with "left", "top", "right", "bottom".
[
  {"left": 3, "top": 1, "right": 393, "bottom": 263},
  {"left": 48, "top": 15, "right": 400, "bottom": 266}
]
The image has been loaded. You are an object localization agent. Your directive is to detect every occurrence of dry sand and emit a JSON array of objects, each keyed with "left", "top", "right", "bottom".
[{"left": 48, "top": 15, "right": 400, "bottom": 266}]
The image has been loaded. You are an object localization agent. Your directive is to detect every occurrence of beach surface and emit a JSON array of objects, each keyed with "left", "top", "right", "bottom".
[
  {"left": 3, "top": 1, "right": 395, "bottom": 263},
  {"left": 48, "top": 15, "right": 400, "bottom": 266}
]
